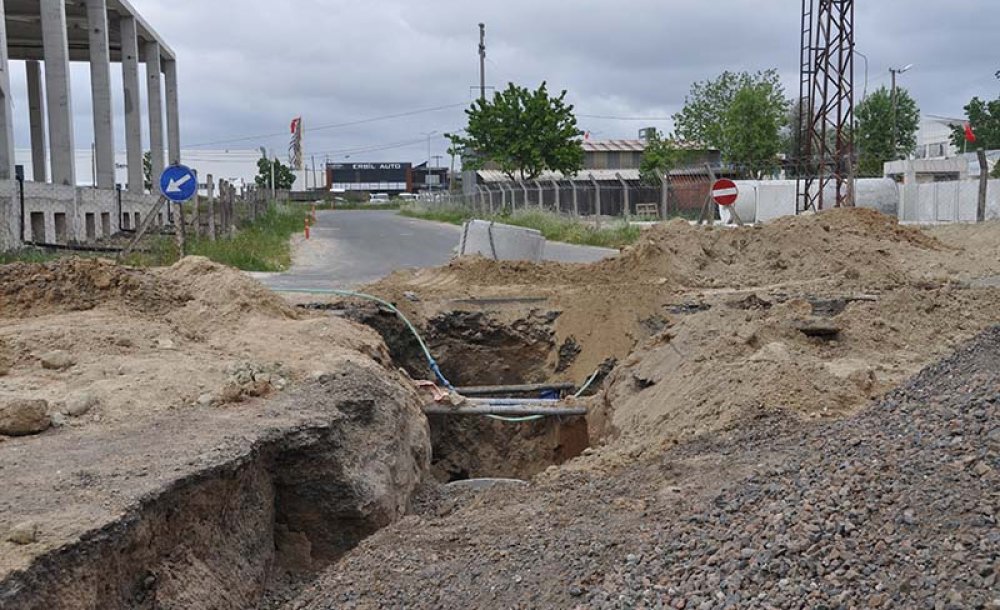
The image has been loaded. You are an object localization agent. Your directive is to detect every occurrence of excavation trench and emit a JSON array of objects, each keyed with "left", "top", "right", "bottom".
[
  {"left": 0, "top": 361, "right": 430, "bottom": 609},
  {"left": 316, "top": 302, "right": 596, "bottom": 482}
]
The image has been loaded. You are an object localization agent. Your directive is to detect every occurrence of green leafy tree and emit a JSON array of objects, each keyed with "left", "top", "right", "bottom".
[
  {"left": 951, "top": 96, "right": 1000, "bottom": 177},
  {"left": 255, "top": 157, "right": 297, "bottom": 190},
  {"left": 447, "top": 82, "right": 584, "bottom": 181},
  {"left": 673, "top": 70, "right": 787, "bottom": 153},
  {"left": 723, "top": 83, "right": 788, "bottom": 179},
  {"left": 639, "top": 130, "right": 695, "bottom": 184},
  {"left": 855, "top": 86, "right": 920, "bottom": 177}
]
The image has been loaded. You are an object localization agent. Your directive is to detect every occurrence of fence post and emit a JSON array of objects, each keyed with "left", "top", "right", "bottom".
[
  {"left": 571, "top": 180, "right": 579, "bottom": 217},
  {"left": 659, "top": 173, "right": 669, "bottom": 220},
  {"left": 590, "top": 175, "right": 602, "bottom": 228},
  {"left": 487, "top": 185, "right": 495, "bottom": 215},
  {"left": 535, "top": 180, "right": 543, "bottom": 210},
  {"left": 617, "top": 173, "right": 630, "bottom": 218},
  {"left": 519, "top": 180, "right": 528, "bottom": 210},
  {"left": 552, "top": 179, "right": 561, "bottom": 214},
  {"left": 191, "top": 170, "right": 200, "bottom": 236},
  {"left": 206, "top": 174, "right": 216, "bottom": 241}
]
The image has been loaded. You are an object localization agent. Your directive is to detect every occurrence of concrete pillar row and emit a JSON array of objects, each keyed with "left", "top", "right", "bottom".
[
  {"left": 40, "top": 0, "right": 76, "bottom": 186},
  {"left": 164, "top": 59, "right": 180, "bottom": 166},
  {"left": 145, "top": 41, "right": 165, "bottom": 190},
  {"left": 0, "top": 0, "right": 16, "bottom": 181},
  {"left": 26, "top": 61, "right": 47, "bottom": 183},
  {"left": 86, "top": 0, "right": 115, "bottom": 190},
  {"left": 120, "top": 16, "right": 144, "bottom": 193}
]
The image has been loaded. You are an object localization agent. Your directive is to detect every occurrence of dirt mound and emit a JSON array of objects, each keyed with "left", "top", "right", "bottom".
[
  {"left": 597, "top": 283, "right": 1000, "bottom": 444},
  {"left": 158, "top": 257, "right": 300, "bottom": 332},
  {"left": 600, "top": 207, "right": 950, "bottom": 289},
  {"left": 0, "top": 259, "right": 188, "bottom": 318}
]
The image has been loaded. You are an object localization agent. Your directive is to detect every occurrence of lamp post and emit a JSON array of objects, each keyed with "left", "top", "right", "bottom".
[
  {"left": 889, "top": 64, "right": 914, "bottom": 159},
  {"left": 420, "top": 131, "right": 438, "bottom": 192}
]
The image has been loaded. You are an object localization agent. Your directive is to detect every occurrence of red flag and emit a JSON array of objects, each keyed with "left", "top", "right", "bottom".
[
  {"left": 964, "top": 122, "right": 976, "bottom": 144},
  {"left": 290, "top": 117, "right": 301, "bottom": 135}
]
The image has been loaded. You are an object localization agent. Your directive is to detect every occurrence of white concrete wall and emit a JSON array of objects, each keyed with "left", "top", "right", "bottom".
[
  {"left": 901, "top": 180, "right": 1000, "bottom": 223},
  {"left": 730, "top": 179, "right": 900, "bottom": 223},
  {"left": 0, "top": 180, "right": 17, "bottom": 250}
]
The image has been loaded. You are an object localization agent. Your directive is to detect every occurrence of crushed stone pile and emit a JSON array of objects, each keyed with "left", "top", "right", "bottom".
[{"left": 283, "top": 327, "right": 1000, "bottom": 609}]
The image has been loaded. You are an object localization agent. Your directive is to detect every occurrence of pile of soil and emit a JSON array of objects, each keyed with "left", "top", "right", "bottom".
[
  {"left": 0, "top": 259, "right": 189, "bottom": 318},
  {"left": 0, "top": 256, "right": 383, "bottom": 433}
]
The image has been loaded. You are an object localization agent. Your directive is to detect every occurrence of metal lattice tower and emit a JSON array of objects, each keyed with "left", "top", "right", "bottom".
[{"left": 796, "top": 0, "right": 856, "bottom": 212}]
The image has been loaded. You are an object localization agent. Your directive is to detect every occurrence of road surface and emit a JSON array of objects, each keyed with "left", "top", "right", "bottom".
[{"left": 252, "top": 210, "right": 617, "bottom": 290}]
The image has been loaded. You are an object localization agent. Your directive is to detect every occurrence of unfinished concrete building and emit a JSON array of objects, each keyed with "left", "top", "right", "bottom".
[{"left": 0, "top": 0, "right": 178, "bottom": 250}]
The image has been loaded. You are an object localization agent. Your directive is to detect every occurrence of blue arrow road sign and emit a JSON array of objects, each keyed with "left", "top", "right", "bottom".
[{"left": 159, "top": 164, "right": 198, "bottom": 203}]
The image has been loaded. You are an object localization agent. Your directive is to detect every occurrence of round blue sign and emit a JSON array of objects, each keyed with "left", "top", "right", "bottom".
[{"left": 159, "top": 164, "right": 198, "bottom": 203}]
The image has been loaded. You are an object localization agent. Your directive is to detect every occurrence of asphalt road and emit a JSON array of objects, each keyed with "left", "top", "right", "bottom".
[{"left": 253, "top": 210, "right": 618, "bottom": 290}]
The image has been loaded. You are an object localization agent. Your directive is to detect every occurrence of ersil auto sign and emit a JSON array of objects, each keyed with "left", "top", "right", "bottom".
[{"left": 330, "top": 163, "right": 406, "bottom": 171}]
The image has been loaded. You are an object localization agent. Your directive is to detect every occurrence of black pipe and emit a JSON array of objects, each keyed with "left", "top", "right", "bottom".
[{"left": 21, "top": 241, "right": 126, "bottom": 254}]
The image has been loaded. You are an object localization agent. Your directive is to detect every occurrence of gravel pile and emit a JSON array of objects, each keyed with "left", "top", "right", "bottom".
[{"left": 286, "top": 327, "right": 1000, "bottom": 610}]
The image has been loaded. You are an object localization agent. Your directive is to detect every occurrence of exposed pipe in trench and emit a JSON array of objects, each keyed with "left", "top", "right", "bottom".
[{"left": 277, "top": 288, "right": 602, "bottom": 422}]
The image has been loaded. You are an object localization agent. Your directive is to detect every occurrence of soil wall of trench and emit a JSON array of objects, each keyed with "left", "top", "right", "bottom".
[{"left": 0, "top": 359, "right": 430, "bottom": 610}]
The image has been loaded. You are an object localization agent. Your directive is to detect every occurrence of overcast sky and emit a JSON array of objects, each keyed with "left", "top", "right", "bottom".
[{"left": 7, "top": 0, "right": 1000, "bottom": 172}]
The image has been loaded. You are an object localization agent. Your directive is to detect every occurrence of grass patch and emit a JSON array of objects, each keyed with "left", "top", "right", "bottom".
[
  {"left": 399, "top": 207, "right": 643, "bottom": 249},
  {"left": 0, "top": 248, "right": 66, "bottom": 265},
  {"left": 185, "top": 205, "right": 308, "bottom": 272},
  {"left": 399, "top": 207, "right": 471, "bottom": 226}
]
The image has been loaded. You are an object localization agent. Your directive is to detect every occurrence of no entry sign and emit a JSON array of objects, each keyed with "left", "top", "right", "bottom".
[{"left": 711, "top": 179, "right": 739, "bottom": 207}]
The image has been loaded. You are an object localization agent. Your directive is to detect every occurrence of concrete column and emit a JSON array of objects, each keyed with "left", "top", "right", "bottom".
[
  {"left": 0, "top": 0, "right": 16, "bottom": 181},
  {"left": 163, "top": 59, "right": 180, "bottom": 165},
  {"left": 41, "top": 0, "right": 76, "bottom": 186},
  {"left": 86, "top": 0, "right": 115, "bottom": 190},
  {"left": 145, "top": 41, "right": 165, "bottom": 189},
  {"left": 120, "top": 17, "right": 143, "bottom": 192},
  {"left": 26, "top": 61, "right": 48, "bottom": 182}
]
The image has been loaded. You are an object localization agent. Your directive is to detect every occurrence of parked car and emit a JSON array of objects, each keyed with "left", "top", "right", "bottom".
[
  {"left": 369, "top": 193, "right": 391, "bottom": 204},
  {"left": 398, "top": 193, "right": 418, "bottom": 202}
]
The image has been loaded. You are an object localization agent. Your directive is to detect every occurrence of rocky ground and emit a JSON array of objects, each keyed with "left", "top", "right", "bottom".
[{"left": 285, "top": 325, "right": 1000, "bottom": 610}]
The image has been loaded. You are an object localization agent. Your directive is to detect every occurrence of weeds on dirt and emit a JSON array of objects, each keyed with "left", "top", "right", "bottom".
[
  {"left": 0, "top": 248, "right": 65, "bottom": 265},
  {"left": 184, "top": 205, "right": 308, "bottom": 271},
  {"left": 0, "top": 205, "right": 308, "bottom": 272},
  {"left": 399, "top": 207, "right": 642, "bottom": 249}
]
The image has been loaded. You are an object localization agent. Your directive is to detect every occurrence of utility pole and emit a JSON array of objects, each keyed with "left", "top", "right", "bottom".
[
  {"left": 479, "top": 23, "right": 487, "bottom": 102},
  {"left": 889, "top": 64, "right": 913, "bottom": 160}
]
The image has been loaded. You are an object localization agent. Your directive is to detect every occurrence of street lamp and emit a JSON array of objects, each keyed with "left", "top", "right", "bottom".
[
  {"left": 889, "top": 64, "right": 914, "bottom": 159},
  {"left": 420, "top": 131, "right": 438, "bottom": 192}
]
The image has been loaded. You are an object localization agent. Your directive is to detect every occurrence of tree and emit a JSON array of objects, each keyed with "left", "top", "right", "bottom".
[
  {"left": 723, "top": 83, "right": 788, "bottom": 179},
  {"left": 673, "top": 70, "right": 787, "bottom": 152},
  {"left": 855, "top": 86, "right": 920, "bottom": 177},
  {"left": 639, "top": 130, "right": 695, "bottom": 184},
  {"left": 447, "top": 82, "right": 584, "bottom": 181},
  {"left": 255, "top": 157, "right": 296, "bottom": 190},
  {"left": 951, "top": 96, "right": 1000, "bottom": 160}
]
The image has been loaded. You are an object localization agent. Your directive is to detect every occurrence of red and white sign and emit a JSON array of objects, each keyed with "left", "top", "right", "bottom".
[{"left": 711, "top": 179, "right": 739, "bottom": 206}]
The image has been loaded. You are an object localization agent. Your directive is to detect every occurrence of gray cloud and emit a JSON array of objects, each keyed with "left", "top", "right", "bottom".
[{"left": 8, "top": 0, "right": 1000, "bottom": 170}]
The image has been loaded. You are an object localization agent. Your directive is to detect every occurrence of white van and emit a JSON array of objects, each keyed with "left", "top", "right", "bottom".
[
  {"left": 369, "top": 193, "right": 391, "bottom": 204},
  {"left": 398, "top": 193, "right": 418, "bottom": 202}
]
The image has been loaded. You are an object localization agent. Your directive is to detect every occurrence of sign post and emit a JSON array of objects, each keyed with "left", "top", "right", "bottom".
[
  {"left": 699, "top": 178, "right": 745, "bottom": 227},
  {"left": 159, "top": 164, "right": 198, "bottom": 256}
]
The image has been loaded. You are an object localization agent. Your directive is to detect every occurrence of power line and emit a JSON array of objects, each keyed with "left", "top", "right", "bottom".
[
  {"left": 186, "top": 102, "right": 468, "bottom": 148},
  {"left": 577, "top": 113, "right": 673, "bottom": 121}
]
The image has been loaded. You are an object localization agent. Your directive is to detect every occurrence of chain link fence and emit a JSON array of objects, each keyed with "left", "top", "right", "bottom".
[{"left": 418, "top": 180, "right": 713, "bottom": 222}]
